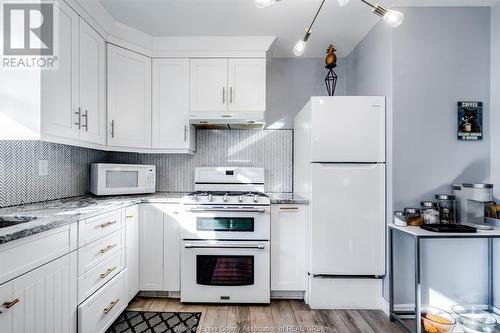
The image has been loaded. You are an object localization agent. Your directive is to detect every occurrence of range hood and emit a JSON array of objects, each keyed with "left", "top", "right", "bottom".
[{"left": 189, "top": 112, "right": 266, "bottom": 129}]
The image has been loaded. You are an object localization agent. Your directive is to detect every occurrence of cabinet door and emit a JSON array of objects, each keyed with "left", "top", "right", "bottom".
[
  {"left": 108, "top": 44, "right": 152, "bottom": 149},
  {"left": 139, "top": 204, "right": 164, "bottom": 290},
  {"left": 189, "top": 59, "right": 227, "bottom": 113},
  {"left": 163, "top": 205, "right": 181, "bottom": 292},
  {"left": 125, "top": 205, "right": 139, "bottom": 302},
  {"left": 78, "top": 18, "right": 106, "bottom": 146},
  {"left": 152, "top": 59, "right": 194, "bottom": 150},
  {"left": 12, "top": 254, "right": 76, "bottom": 333},
  {"left": 271, "top": 205, "right": 307, "bottom": 291},
  {"left": 41, "top": 0, "right": 79, "bottom": 140},
  {"left": 0, "top": 281, "right": 13, "bottom": 333},
  {"left": 227, "top": 58, "right": 266, "bottom": 113}
]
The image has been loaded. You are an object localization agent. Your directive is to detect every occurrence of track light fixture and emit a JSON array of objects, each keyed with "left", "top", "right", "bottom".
[{"left": 255, "top": 0, "right": 404, "bottom": 56}]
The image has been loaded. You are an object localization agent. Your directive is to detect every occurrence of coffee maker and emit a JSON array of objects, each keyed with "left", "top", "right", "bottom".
[{"left": 453, "top": 183, "right": 494, "bottom": 230}]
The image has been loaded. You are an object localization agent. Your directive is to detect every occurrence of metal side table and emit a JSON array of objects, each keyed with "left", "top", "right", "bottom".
[{"left": 389, "top": 224, "right": 500, "bottom": 333}]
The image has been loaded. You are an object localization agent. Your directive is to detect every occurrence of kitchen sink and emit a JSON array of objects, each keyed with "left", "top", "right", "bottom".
[{"left": 0, "top": 216, "right": 37, "bottom": 228}]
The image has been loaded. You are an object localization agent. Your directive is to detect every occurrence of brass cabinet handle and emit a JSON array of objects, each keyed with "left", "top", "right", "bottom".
[
  {"left": 100, "top": 266, "right": 117, "bottom": 279},
  {"left": 103, "top": 299, "right": 119, "bottom": 315},
  {"left": 280, "top": 207, "right": 299, "bottom": 210},
  {"left": 3, "top": 299, "right": 19, "bottom": 309},
  {"left": 126, "top": 215, "right": 134, "bottom": 219},
  {"left": 99, "top": 244, "right": 117, "bottom": 254},
  {"left": 99, "top": 221, "right": 117, "bottom": 228}
]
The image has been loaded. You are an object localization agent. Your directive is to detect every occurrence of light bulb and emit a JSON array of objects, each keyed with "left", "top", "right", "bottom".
[
  {"left": 383, "top": 9, "right": 404, "bottom": 28},
  {"left": 293, "top": 39, "right": 307, "bottom": 56},
  {"left": 255, "top": 0, "right": 277, "bottom": 9},
  {"left": 337, "top": 0, "right": 350, "bottom": 6}
]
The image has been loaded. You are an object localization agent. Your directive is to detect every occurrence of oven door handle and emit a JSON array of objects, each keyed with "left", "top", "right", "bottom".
[
  {"left": 187, "top": 208, "right": 266, "bottom": 213},
  {"left": 184, "top": 243, "right": 266, "bottom": 249}
]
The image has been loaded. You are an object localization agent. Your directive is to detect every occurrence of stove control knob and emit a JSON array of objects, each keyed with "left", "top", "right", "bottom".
[
  {"left": 208, "top": 194, "right": 213, "bottom": 202},
  {"left": 253, "top": 194, "right": 259, "bottom": 203},
  {"left": 223, "top": 193, "right": 229, "bottom": 202},
  {"left": 239, "top": 195, "right": 243, "bottom": 203}
]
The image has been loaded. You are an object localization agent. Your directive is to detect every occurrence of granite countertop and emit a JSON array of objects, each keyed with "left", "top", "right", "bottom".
[{"left": 0, "top": 192, "right": 308, "bottom": 245}]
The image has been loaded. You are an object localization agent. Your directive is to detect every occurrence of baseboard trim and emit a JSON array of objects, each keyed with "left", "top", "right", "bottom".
[{"left": 271, "top": 291, "right": 305, "bottom": 300}]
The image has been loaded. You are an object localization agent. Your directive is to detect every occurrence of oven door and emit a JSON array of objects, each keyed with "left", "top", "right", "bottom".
[
  {"left": 181, "top": 206, "right": 270, "bottom": 240},
  {"left": 181, "top": 240, "right": 270, "bottom": 303}
]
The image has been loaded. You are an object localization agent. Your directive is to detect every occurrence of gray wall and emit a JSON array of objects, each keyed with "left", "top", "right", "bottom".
[
  {"left": 266, "top": 57, "right": 346, "bottom": 129},
  {"left": 491, "top": 1, "right": 500, "bottom": 308},
  {"left": 345, "top": 6, "right": 492, "bottom": 307},
  {"left": 492, "top": 2, "right": 500, "bottom": 200}
]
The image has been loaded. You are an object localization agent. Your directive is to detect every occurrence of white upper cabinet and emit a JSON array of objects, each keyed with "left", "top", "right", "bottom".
[
  {"left": 189, "top": 59, "right": 228, "bottom": 113},
  {"left": 190, "top": 58, "right": 266, "bottom": 115},
  {"left": 78, "top": 18, "right": 106, "bottom": 146},
  {"left": 152, "top": 59, "right": 195, "bottom": 152},
  {"left": 41, "top": 0, "right": 79, "bottom": 141},
  {"left": 107, "top": 44, "right": 152, "bottom": 149},
  {"left": 228, "top": 58, "right": 266, "bottom": 113},
  {"left": 41, "top": 4, "right": 106, "bottom": 149}
]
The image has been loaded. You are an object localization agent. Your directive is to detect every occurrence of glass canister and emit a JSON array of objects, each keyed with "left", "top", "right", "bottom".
[
  {"left": 404, "top": 208, "right": 423, "bottom": 226},
  {"left": 421, "top": 201, "right": 440, "bottom": 224},
  {"left": 393, "top": 211, "right": 407, "bottom": 226},
  {"left": 435, "top": 194, "right": 456, "bottom": 224}
]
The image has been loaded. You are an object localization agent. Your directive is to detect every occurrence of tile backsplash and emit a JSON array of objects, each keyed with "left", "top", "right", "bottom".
[
  {"left": 0, "top": 141, "right": 109, "bottom": 207},
  {"left": 109, "top": 129, "right": 293, "bottom": 193},
  {"left": 0, "top": 130, "right": 292, "bottom": 207}
]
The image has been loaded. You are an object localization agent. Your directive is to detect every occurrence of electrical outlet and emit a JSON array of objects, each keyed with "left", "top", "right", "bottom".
[{"left": 38, "top": 160, "right": 48, "bottom": 176}]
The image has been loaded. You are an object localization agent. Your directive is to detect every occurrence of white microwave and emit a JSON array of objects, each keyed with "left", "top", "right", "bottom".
[{"left": 90, "top": 163, "right": 156, "bottom": 196}]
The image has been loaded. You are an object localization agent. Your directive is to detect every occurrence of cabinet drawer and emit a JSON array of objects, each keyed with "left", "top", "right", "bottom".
[
  {"left": 79, "top": 209, "right": 123, "bottom": 247},
  {"left": 78, "top": 269, "right": 126, "bottom": 333},
  {"left": 78, "top": 229, "right": 124, "bottom": 276},
  {"left": 78, "top": 249, "right": 125, "bottom": 304},
  {"left": 0, "top": 224, "right": 76, "bottom": 285}
]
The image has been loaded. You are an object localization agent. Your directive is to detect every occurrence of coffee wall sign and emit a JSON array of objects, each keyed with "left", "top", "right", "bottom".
[{"left": 457, "top": 101, "right": 483, "bottom": 141}]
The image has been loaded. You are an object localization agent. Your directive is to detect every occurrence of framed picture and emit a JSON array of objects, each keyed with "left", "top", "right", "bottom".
[{"left": 457, "top": 101, "right": 483, "bottom": 141}]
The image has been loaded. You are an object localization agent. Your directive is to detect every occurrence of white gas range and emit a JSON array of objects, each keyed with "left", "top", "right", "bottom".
[{"left": 180, "top": 167, "right": 271, "bottom": 304}]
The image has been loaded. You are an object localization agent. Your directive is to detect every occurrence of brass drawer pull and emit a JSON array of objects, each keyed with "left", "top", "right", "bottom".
[
  {"left": 3, "top": 299, "right": 19, "bottom": 309},
  {"left": 280, "top": 207, "right": 299, "bottom": 210},
  {"left": 100, "top": 266, "right": 117, "bottom": 279},
  {"left": 100, "top": 244, "right": 117, "bottom": 254},
  {"left": 99, "top": 221, "right": 117, "bottom": 228},
  {"left": 126, "top": 215, "right": 134, "bottom": 219},
  {"left": 103, "top": 299, "right": 119, "bottom": 315}
]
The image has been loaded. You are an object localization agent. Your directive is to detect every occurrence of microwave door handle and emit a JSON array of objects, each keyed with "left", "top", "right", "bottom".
[
  {"left": 188, "top": 208, "right": 266, "bottom": 213},
  {"left": 184, "top": 243, "right": 265, "bottom": 249}
]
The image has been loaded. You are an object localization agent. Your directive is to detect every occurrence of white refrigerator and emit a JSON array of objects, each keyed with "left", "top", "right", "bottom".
[{"left": 294, "top": 96, "right": 386, "bottom": 309}]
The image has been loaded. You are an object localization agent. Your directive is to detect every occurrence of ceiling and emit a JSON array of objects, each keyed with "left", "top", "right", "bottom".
[{"left": 98, "top": 0, "right": 498, "bottom": 58}]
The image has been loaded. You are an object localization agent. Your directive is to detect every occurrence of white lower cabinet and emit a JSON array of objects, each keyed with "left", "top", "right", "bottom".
[
  {"left": 139, "top": 204, "right": 164, "bottom": 290},
  {"left": 271, "top": 205, "right": 307, "bottom": 291},
  {"left": 0, "top": 253, "right": 77, "bottom": 333},
  {"left": 139, "top": 204, "right": 181, "bottom": 292},
  {"left": 78, "top": 269, "right": 127, "bottom": 333},
  {"left": 125, "top": 205, "right": 140, "bottom": 302}
]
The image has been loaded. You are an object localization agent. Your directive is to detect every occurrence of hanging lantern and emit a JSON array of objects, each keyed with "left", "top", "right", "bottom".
[{"left": 324, "top": 44, "right": 338, "bottom": 96}]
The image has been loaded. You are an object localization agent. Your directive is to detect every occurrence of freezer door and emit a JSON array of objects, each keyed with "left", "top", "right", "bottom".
[
  {"left": 310, "top": 97, "right": 385, "bottom": 163},
  {"left": 310, "top": 163, "right": 385, "bottom": 276}
]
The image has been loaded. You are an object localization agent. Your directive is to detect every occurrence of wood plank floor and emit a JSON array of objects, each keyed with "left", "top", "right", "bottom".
[{"left": 127, "top": 297, "right": 403, "bottom": 333}]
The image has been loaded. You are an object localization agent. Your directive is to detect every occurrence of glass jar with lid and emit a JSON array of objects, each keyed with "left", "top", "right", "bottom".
[
  {"left": 421, "top": 201, "right": 440, "bottom": 224},
  {"left": 393, "top": 211, "right": 407, "bottom": 226},
  {"left": 404, "top": 208, "right": 423, "bottom": 226},
  {"left": 435, "top": 194, "right": 456, "bottom": 224}
]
